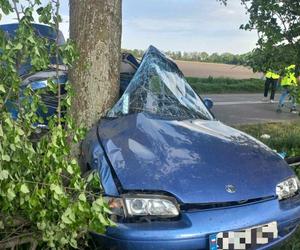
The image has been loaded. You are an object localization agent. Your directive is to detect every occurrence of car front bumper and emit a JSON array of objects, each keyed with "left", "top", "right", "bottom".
[{"left": 91, "top": 195, "right": 300, "bottom": 250}]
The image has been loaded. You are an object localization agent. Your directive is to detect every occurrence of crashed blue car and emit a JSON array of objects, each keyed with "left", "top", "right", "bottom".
[
  {"left": 3, "top": 23, "right": 300, "bottom": 249},
  {"left": 82, "top": 46, "right": 300, "bottom": 250}
]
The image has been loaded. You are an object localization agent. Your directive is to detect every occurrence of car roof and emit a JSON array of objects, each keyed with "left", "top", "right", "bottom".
[{"left": 0, "top": 23, "right": 65, "bottom": 45}]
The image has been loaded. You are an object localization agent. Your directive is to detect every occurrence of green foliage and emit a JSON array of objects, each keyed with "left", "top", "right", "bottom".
[
  {"left": 237, "top": 0, "right": 300, "bottom": 72},
  {"left": 0, "top": 1, "right": 113, "bottom": 249},
  {"left": 122, "top": 48, "right": 250, "bottom": 66},
  {"left": 187, "top": 77, "right": 264, "bottom": 94}
]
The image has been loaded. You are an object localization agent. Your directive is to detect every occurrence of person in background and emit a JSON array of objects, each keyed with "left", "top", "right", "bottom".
[
  {"left": 263, "top": 70, "right": 280, "bottom": 103},
  {"left": 277, "top": 64, "right": 298, "bottom": 113}
]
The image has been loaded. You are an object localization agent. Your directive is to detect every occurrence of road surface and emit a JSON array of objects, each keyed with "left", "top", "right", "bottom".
[{"left": 205, "top": 93, "right": 300, "bottom": 125}]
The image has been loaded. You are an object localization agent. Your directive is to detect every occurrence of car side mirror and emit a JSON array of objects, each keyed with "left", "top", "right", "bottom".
[{"left": 204, "top": 98, "right": 214, "bottom": 110}]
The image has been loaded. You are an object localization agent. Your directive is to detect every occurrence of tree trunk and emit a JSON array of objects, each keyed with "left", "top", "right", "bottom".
[{"left": 69, "top": 0, "right": 122, "bottom": 130}]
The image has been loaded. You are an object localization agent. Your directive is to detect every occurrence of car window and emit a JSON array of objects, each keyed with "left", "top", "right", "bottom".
[
  {"left": 107, "top": 46, "right": 213, "bottom": 121},
  {"left": 22, "top": 71, "right": 68, "bottom": 108}
]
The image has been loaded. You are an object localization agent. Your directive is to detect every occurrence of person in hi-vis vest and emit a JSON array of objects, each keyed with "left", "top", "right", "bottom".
[
  {"left": 277, "top": 65, "right": 298, "bottom": 113},
  {"left": 263, "top": 70, "right": 280, "bottom": 103}
]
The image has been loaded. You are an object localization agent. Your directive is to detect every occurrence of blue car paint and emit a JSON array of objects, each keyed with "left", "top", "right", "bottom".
[
  {"left": 81, "top": 46, "right": 300, "bottom": 249},
  {"left": 96, "top": 113, "right": 293, "bottom": 204},
  {"left": 0, "top": 23, "right": 64, "bottom": 41},
  {"left": 90, "top": 196, "right": 300, "bottom": 250},
  {"left": 83, "top": 114, "right": 300, "bottom": 249},
  {"left": 82, "top": 126, "right": 119, "bottom": 196},
  {"left": 6, "top": 73, "right": 68, "bottom": 123}
]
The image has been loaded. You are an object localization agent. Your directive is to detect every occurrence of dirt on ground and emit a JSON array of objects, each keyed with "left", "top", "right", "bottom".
[{"left": 176, "top": 60, "right": 263, "bottom": 79}]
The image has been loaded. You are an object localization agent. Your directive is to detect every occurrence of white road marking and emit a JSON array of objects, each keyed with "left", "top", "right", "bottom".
[{"left": 214, "top": 101, "right": 279, "bottom": 106}]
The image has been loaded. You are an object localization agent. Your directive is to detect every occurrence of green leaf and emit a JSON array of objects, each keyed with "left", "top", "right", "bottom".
[
  {"left": 50, "top": 184, "right": 64, "bottom": 195},
  {"left": 0, "top": 170, "right": 9, "bottom": 180},
  {"left": 20, "top": 184, "right": 30, "bottom": 194},
  {"left": 70, "top": 238, "right": 77, "bottom": 248},
  {"left": 9, "top": 144, "right": 16, "bottom": 151},
  {"left": 61, "top": 208, "right": 75, "bottom": 224},
  {"left": 27, "top": 35, "right": 35, "bottom": 43},
  {"left": 2, "top": 154, "right": 10, "bottom": 162},
  {"left": 98, "top": 213, "right": 108, "bottom": 225},
  {"left": 67, "top": 165, "right": 74, "bottom": 174},
  {"left": 78, "top": 193, "right": 86, "bottom": 202},
  {"left": 7, "top": 188, "right": 16, "bottom": 201},
  {"left": 15, "top": 43, "right": 23, "bottom": 50},
  {"left": 0, "top": 84, "right": 5, "bottom": 93},
  {"left": 16, "top": 128, "right": 24, "bottom": 136},
  {"left": 61, "top": 213, "right": 72, "bottom": 224}
]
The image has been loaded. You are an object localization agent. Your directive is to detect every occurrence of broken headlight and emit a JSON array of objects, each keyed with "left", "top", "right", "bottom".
[{"left": 276, "top": 177, "right": 299, "bottom": 201}]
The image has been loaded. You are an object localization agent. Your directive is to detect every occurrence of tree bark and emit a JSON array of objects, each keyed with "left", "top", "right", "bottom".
[{"left": 69, "top": 0, "right": 122, "bottom": 130}]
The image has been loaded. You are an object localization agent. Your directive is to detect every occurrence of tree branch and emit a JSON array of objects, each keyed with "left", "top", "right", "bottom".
[{"left": 0, "top": 233, "right": 38, "bottom": 250}]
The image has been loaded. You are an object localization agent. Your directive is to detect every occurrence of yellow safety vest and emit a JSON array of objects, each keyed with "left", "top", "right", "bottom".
[
  {"left": 281, "top": 65, "right": 297, "bottom": 87},
  {"left": 265, "top": 71, "right": 280, "bottom": 80}
]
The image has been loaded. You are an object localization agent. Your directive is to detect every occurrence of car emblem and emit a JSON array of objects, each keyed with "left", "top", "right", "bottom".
[{"left": 226, "top": 185, "right": 236, "bottom": 194}]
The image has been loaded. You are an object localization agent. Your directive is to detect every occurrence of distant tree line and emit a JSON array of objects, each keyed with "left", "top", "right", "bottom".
[{"left": 122, "top": 48, "right": 251, "bottom": 66}]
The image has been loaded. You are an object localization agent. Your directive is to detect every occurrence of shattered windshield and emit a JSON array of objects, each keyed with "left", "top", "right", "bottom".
[{"left": 108, "top": 46, "right": 213, "bottom": 120}]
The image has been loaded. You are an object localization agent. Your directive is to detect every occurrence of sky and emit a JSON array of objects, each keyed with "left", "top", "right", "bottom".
[{"left": 1, "top": 0, "right": 258, "bottom": 54}]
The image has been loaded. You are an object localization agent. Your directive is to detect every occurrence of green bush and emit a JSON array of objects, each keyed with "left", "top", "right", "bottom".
[{"left": 187, "top": 77, "right": 264, "bottom": 94}]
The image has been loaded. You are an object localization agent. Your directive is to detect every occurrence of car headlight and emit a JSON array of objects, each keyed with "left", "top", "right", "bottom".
[
  {"left": 105, "top": 194, "right": 179, "bottom": 218},
  {"left": 124, "top": 195, "right": 179, "bottom": 217},
  {"left": 276, "top": 177, "right": 299, "bottom": 200}
]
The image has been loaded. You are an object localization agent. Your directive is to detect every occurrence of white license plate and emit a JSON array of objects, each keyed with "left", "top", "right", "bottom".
[{"left": 209, "top": 221, "right": 278, "bottom": 250}]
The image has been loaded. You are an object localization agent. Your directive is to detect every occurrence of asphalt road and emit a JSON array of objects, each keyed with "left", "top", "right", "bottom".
[{"left": 205, "top": 93, "right": 300, "bottom": 125}]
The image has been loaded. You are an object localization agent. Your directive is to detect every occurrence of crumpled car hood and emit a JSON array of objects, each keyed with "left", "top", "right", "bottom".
[{"left": 98, "top": 113, "right": 293, "bottom": 204}]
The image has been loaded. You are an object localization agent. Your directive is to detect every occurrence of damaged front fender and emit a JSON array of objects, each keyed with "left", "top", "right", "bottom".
[{"left": 81, "top": 125, "right": 120, "bottom": 196}]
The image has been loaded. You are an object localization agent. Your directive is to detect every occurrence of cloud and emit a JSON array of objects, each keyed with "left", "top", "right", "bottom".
[
  {"left": 122, "top": 0, "right": 257, "bottom": 53},
  {"left": 125, "top": 18, "right": 196, "bottom": 33},
  {"left": 0, "top": 0, "right": 257, "bottom": 54}
]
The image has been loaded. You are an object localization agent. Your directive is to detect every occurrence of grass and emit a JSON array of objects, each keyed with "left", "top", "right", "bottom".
[
  {"left": 236, "top": 122, "right": 300, "bottom": 250},
  {"left": 235, "top": 122, "right": 300, "bottom": 157},
  {"left": 187, "top": 76, "right": 264, "bottom": 94}
]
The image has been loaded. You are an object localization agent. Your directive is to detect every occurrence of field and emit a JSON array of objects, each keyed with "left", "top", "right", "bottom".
[{"left": 176, "top": 60, "right": 263, "bottom": 79}]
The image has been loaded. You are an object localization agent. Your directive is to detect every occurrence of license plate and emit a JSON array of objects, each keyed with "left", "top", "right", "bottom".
[{"left": 209, "top": 221, "right": 278, "bottom": 250}]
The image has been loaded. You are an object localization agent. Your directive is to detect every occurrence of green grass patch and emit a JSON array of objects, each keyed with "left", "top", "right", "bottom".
[
  {"left": 236, "top": 122, "right": 300, "bottom": 250},
  {"left": 187, "top": 76, "right": 264, "bottom": 94},
  {"left": 235, "top": 122, "right": 300, "bottom": 157}
]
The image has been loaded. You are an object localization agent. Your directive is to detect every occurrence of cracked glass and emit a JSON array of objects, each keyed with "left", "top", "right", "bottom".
[{"left": 108, "top": 46, "right": 213, "bottom": 121}]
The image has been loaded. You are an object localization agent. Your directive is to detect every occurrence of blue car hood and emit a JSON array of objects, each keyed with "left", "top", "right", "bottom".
[{"left": 98, "top": 113, "right": 294, "bottom": 204}]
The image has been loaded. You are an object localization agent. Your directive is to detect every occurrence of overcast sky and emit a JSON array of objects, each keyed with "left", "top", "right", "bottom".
[{"left": 1, "top": 0, "right": 258, "bottom": 54}]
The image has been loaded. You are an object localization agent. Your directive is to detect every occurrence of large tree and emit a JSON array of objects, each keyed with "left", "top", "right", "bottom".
[{"left": 69, "top": 0, "right": 122, "bottom": 130}]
